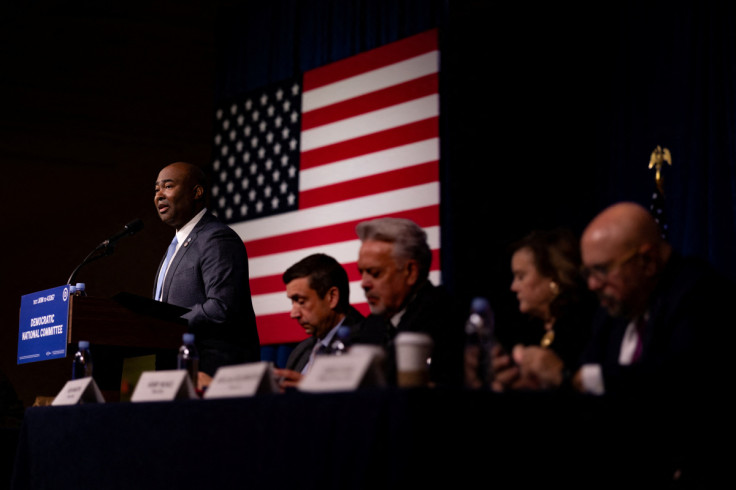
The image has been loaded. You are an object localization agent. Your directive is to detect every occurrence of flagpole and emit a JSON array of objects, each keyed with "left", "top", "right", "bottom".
[{"left": 648, "top": 145, "right": 672, "bottom": 239}]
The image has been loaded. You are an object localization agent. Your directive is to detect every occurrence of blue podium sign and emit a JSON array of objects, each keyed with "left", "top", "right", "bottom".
[{"left": 18, "top": 285, "right": 71, "bottom": 364}]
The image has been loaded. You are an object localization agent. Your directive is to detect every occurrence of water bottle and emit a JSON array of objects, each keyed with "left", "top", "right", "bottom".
[
  {"left": 177, "top": 333, "right": 199, "bottom": 386},
  {"left": 75, "top": 283, "right": 87, "bottom": 296},
  {"left": 328, "top": 325, "right": 352, "bottom": 355},
  {"left": 464, "top": 297, "right": 494, "bottom": 389},
  {"left": 71, "top": 340, "right": 93, "bottom": 380}
]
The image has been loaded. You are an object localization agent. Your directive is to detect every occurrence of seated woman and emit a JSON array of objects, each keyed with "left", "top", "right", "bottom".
[{"left": 493, "top": 228, "right": 596, "bottom": 391}]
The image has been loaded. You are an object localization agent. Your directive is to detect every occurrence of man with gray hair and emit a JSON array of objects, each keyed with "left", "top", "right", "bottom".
[{"left": 354, "top": 217, "right": 462, "bottom": 386}]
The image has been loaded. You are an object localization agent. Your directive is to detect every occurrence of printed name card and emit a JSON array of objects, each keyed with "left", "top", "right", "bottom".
[
  {"left": 204, "top": 362, "right": 278, "bottom": 399},
  {"left": 130, "top": 370, "right": 197, "bottom": 402},
  {"left": 52, "top": 377, "right": 105, "bottom": 405},
  {"left": 298, "top": 348, "right": 385, "bottom": 393}
]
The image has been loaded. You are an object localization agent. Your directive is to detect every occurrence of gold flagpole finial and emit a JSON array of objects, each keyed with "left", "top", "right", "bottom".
[{"left": 648, "top": 146, "right": 672, "bottom": 194}]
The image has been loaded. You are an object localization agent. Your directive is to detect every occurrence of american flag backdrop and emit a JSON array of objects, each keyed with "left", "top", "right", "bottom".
[{"left": 210, "top": 28, "right": 441, "bottom": 345}]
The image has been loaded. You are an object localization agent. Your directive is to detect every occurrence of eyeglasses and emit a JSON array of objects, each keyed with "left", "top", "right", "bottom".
[{"left": 581, "top": 248, "right": 640, "bottom": 282}]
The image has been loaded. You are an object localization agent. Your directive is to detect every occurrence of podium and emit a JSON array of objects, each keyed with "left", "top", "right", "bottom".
[
  {"left": 67, "top": 293, "right": 188, "bottom": 349},
  {"left": 66, "top": 293, "right": 189, "bottom": 399}
]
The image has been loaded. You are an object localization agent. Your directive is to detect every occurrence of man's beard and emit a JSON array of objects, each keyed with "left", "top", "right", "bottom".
[{"left": 596, "top": 292, "right": 629, "bottom": 318}]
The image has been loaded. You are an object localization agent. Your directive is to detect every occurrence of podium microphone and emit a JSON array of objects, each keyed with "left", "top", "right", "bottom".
[
  {"left": 67, "top": 219, "right": 144, "bottom": 285},
  {"left": 99, "top": 219, "right": 144, "bottom": 247}
]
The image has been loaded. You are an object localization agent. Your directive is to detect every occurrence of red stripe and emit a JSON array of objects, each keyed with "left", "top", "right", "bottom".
[
  {"left": 245, "top": 205, "right": 440, "bottom": 258},
  {"left": 250, "top": 250, "right": 442, "bottom": 297},
  {"left": 300, "top": 117, "right": 438, "bottom": 169},
  {"left": 300, "top": 161, "right": 438, "bottom": 209},
  {"left": 303, "top": 29, "right": 438, "bottom": 91},
  {"left": 302, "top": 73, "right": 439, "bottom": 130},
  {"left": 250, "top": 275, "right": 289, "bottom": 298},
  {"left": 354, "top": 303, "right": 371, "bottom": 317},
  {"left": 256, "top": 312, "right": 309, "bottom": 345}
]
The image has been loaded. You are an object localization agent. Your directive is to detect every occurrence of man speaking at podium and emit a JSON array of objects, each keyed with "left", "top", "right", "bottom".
[{"left": 153, "top": 162, "right": 260, "bottom": 384}]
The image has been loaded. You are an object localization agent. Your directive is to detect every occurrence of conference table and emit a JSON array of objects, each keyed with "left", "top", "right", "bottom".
[{"left": 8, "top": 386, "right": 714, "bottom": 489}]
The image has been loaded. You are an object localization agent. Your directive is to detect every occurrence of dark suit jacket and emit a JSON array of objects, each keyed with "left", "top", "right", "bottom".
[
  {"left": 581, "top": 253, "right": 734, "bottom": 397},
  {"left": 284, "top": 305, "right": 364, "bottom": 373},
  {"left": 353, "top": 281, "right": 464, "bottom": 387},
  {"left": 579, "top": 254, "right": 736, "bottom": 486},
  {"left": 155, "top": 211, "right": 260, "bottom": 375}
]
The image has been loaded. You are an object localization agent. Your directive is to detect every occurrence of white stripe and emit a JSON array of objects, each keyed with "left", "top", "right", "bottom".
[
  {"left": 248, "top": 226, "right": 441, "bottom": 279},
  {"left": 300, "top": 94, "right": 439, "bottom": 152},
  {"left": 232, "top": 182, "right": 440, "bottom": 242},
  {"left": 253, "top": 271, "right": 442, "bottom": 316},
  {"left": 250, "top": 240, "right": 360, "bottom": 280},
  {"left": 302, "top": 51, "right": 439, "bottom": 112},
  {"left": 300, "top": 139, "right": 439, "bottom": 191}
]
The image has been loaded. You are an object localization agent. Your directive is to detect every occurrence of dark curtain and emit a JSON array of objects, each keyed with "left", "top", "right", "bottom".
[
  {"left": 214, "top": 0, "right": 444, "bottom": 97},
  {"left": 602, "top": 2, "right": 736, "bottom": 281},
  {"left": 213, "top": 1, "right": 736, "bottom": 347}
]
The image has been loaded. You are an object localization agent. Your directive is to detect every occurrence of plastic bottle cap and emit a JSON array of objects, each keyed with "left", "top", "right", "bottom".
[
  {"left": 78, "top": 340, "right": 90, "bottom": 349},
  {"left": 76, "top": 283, "right": 85, "bottom": 290},
  {"left": 471, "top": 297, "right": 490, "bottom": 313},
  {"left": 182, "top": 333, "right": 195, "bottom": 344}
]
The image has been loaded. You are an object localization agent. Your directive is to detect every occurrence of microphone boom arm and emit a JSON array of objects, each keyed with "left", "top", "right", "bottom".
[
  {"left": 67, "top": 243, "right": 114, "bottom": 286},
  {"left": 66, "top": 219, "right": 143, "bottom": 285}
]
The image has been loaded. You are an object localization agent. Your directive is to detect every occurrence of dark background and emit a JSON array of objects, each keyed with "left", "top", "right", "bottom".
[{"left": 1, "top": 0, "right": 734, "bottom": 408}]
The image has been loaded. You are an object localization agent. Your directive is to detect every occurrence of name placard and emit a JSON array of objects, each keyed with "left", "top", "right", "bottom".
[
  {"left": 204, "top": 362, "right": 278, "bottom": 399},
  {"left": 18, "top": 285, "right": 71, "bottom": 364},
  {"left": 130, "top": 370, "right": 197, "bottom": 402},
  {"left": 52, "top": 378, "right": 105, "bottom": 406},
  {"left": 298, "top": 349, "right": 385, "bottom": 393}
]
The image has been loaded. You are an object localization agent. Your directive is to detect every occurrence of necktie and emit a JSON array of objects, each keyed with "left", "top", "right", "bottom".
[
  {"left": 631, "top": 316, "right": 646, "bottom": 362},
  {"left": 302, "top": 338, "right": 325, "bottom": 374},
  {"left": 155, "top": 236, "right": 178, "bottom": 301}
]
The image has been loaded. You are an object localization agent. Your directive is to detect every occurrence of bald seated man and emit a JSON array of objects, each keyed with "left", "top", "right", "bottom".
[
  {"left": 497, "top": 201, "right": 733, "bottom": 397},
  {"left": 154, "top": 162, "right": 260, "bottom": 386}
]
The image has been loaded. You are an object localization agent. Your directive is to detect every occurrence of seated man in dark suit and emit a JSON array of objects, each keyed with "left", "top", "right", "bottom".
[
  {"left": 353, "top": 217, "right": 463, "bottom": 387},
  {"left": 273, "top": 254, "right": 364, "bottom": 390},
  {"left": 154, "top": 162, "right": 260, "bottom": 388}
]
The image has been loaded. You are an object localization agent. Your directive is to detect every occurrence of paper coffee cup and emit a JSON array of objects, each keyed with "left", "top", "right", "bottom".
[
  {"left": 349, "top": 343, "right": 386, "bottom": 361},
  {"left": 394, "top": 332, "right": 433, "bottom": 387}
]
